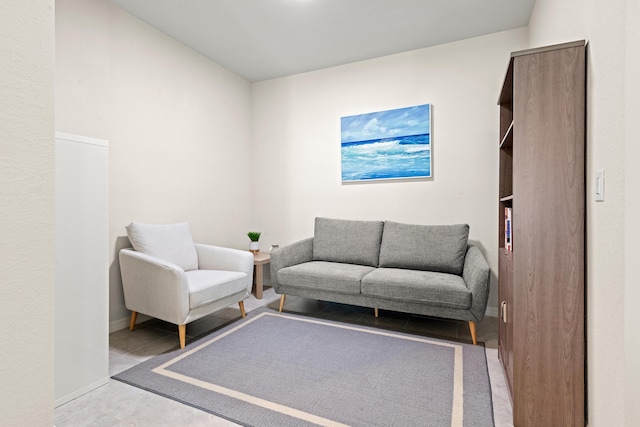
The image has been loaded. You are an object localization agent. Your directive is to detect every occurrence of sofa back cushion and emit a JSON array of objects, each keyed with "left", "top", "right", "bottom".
[
  {"left": 379, "top": 222, "right": 469, "bottom": 275},
  {"left": 125, "top": 222, "right": 199, "bottom": 271},
  {"left": 313, "top": 217, "right": 384, "bottom": 267}
]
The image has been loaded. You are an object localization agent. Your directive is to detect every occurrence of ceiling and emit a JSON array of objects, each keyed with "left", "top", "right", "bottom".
[{"left": 109, "top": 0, "right": 536, "bottom": 82}]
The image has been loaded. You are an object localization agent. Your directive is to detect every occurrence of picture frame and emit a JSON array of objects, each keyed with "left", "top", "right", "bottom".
[{"left": 341, "top": 104, "right": 432, "bottom": 182}]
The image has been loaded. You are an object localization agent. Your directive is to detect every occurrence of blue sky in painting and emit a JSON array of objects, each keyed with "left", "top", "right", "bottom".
[{"left": 341, "top": 104, "right": 431, "bottom": 143}]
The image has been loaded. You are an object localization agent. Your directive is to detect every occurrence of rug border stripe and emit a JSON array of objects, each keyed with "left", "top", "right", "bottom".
[
  {"left": 151, "top": 311, "right": 465, "bottom": 427},
  {"left": 111, "top": 376, "right": 253, "bottom": 427}
]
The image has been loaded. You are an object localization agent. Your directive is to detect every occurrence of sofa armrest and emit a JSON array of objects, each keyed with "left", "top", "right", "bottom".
[
  {"left": 462, "top": 245, "right": 491, "bottom": 322},
  {"left": 119, "top": 248, "right": 190, "bottom": 325},
  {"left": 195, "top": 244, "right": 254, "bottom": 276},
  {"left": 270, "top": 237, "right": 314, "bottom": 291}
]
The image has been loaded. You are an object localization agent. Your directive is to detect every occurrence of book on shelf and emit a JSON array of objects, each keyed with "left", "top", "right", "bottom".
[{"left": 505, "top": 207, "right": 512, "bottom": 251}]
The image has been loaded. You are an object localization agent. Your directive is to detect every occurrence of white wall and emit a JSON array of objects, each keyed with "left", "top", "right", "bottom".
[
  {"left": 529, "top": 0, "right": 630, "bottom": 425},
  {"left": 0, "top": 1, "right": 55, "bottom": 425},
  {"left": 55, "top": 0, "right": 254, "bottom": 329},
  {"left": 252, "top": 28, "right": 530, "bottom": 315},
  {"left": 624, "top": 0, "right": 640, "bottom": 424}
]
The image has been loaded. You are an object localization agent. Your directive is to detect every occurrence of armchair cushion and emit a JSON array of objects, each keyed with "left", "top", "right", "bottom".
[
  {"left": 125, "top": 222, "right": 198, "bottom": 271},
  {"left": 186, "top": 270, "right": 249, "bottom": 309}
]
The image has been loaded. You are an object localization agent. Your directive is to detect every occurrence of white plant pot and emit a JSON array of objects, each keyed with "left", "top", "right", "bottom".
[{"left": 249, "top": 241, "right": 260, "bottom": 254}]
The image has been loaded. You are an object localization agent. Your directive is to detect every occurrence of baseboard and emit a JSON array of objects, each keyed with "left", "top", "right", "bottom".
[
  {"left": 110, "top": 317, "right": 129, "bottom": 333},
  {"left": 55, "top": 377, "right": 109, "bottom": 408},
  {"left": 110, "top": 313, "right": 152, "bottom": 333},
  {"left": 485, "top": 306, "right": 499, "bottom": 318}
]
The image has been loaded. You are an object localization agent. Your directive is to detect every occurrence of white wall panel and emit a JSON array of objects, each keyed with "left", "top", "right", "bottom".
[{"left": 55, "top": 132, "right": 109, "bottom": 406}]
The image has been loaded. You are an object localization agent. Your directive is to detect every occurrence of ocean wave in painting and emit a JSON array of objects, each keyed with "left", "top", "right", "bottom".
[{"left": 341, "top": 134, "right": 431, "bottom": 181}]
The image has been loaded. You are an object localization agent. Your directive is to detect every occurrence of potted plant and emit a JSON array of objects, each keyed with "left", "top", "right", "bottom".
[{"left": 247, "top": 231, "right": 261, "bottom": 254}]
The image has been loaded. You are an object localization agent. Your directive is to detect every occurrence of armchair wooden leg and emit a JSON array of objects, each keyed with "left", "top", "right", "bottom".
[
  {"left": 178, "top": 324, "right": 186, "bottom": 349},
  {"left": 239, "top": 301, "right": 246, "bottom": 318},
  {"left": 279, "top": 295, "right": 286, "bottom": 312},
  {"left": 469, "top": 321, "right": 477, "bottom": 345},
  {"left": 374, "top": 308, "right": 379, "bottom": 318},
  {"left": 129, "top": 311, "right": 138, "bottom": 331}
]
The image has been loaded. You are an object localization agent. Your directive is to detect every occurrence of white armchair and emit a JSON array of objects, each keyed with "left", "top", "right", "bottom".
[{"left": 119, "top": 222, "right": 254, "bottom": 349}]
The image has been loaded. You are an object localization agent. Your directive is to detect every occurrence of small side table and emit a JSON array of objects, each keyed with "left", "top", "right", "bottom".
[{"left": 252, "top": 252, "right": 271, "bottom": 300}]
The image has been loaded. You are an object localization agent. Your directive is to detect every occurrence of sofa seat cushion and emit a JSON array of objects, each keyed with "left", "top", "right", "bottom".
[
  {"left": 277, "top": 261, "right": 375, "bottom": 295},
  {"left": 379, "top": 222, "right": 469, "bottom": 275},
  {"left": 361, "top": 268, "right": 472, "bottom": 309},
  {"left": 187, "top": 270, "right": 248, "bottom": 309},
  {"left": 313, "top": 217, "right": 384, "bottom": 267}
]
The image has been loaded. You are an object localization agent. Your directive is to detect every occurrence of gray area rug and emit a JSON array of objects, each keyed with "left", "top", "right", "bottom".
[{"left": 113, "top": 308, "right": 494, "bottom": 427}]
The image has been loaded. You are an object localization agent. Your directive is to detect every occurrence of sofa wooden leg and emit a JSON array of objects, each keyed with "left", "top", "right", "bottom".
[
  {"left": 178, "top": 324, "right": 186, "bottom": 349},
  {"left": 239, "top": 301, "right": 246, "bottom": 318},
  {"left": 469, "top": 321, "right": 477, "bottom": 345},
  {"left": 374, "top": 308, "right": 379, "bottom": 318},
  {"left": 129, "top": 311, "right": 138, "bottom": 331},
  {"left": 279, "top": 295, "right": 286, "bottom": 312}
]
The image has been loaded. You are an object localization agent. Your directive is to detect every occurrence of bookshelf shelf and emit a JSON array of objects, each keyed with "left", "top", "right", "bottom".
[{"left": 499, "top": 121, "right": 514, "bottom": 149}]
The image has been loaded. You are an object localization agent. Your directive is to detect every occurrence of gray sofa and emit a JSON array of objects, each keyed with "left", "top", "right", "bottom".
[{"left": 270, "top": 217, "right": 491, "bottom": 344}]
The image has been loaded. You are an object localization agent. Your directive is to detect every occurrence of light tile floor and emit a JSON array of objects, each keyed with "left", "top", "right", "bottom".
[{"left": 55, "top": 287, "right": 513, "bottom": 426}]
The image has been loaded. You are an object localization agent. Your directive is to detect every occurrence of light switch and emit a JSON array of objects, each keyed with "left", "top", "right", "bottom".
[{"left": 595, "top": 169, "right": 605, "bottom": 202}]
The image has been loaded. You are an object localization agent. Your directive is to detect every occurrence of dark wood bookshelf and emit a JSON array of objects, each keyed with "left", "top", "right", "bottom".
[{"left": 497, "top": 40, "right": 586, "bottom": 427}]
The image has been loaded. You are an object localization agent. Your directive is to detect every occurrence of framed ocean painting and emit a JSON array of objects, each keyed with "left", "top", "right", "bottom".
[{"left": 341, "top": 104, "right": 431, "bottom": 182}]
